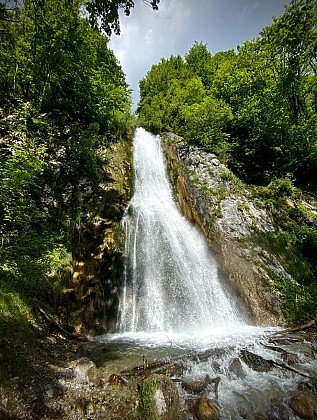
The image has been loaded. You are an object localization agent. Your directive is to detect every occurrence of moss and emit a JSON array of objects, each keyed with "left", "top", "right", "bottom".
[
  {"left": 140, "top": 379, "right": 159, "bottom": 420},
  {"left": 237, "top": 203, "right": 250, "bottom": 213}
]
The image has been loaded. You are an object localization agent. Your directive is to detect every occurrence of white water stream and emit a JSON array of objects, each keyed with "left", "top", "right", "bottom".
[{"left": 97, "top": 128, "right": 317, "bottom": 419}]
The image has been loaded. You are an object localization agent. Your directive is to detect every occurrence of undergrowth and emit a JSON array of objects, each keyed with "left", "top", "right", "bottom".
[
  {"left": 253, "top": 176, "right": 317, "bottom": 324},
  {"left": 0, "top": 231, "right": 72, "bottom": 338}
]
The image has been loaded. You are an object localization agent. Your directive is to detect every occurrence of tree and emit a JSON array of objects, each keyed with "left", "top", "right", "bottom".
[
  {"left": 85, "top": 0, "right": 160, "bottom": 35},
  {"left": 260, "top": 0, "right": 317, "bottom": 188},
  {"left": 261, "top": 0, "right": 317, "bottom": 122},
  {"left": 185, "top": 42, "right": 214, "bottom": 89}
]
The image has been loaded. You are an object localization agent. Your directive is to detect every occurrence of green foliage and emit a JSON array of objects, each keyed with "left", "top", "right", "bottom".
[
  {"left": 0, "top": 0, "right": 134, "bottom": 336},
  {"left": 180, "top": 96, "right": 232, "bottom": 154},
  {"left": 253, "top": 182, "right": 317, "bottom": 323},
  {"left": 138, "top": 0, "right": 317, "bottom": 193},
  {"left": 1, "top": 0, "right": 132, "bottom": 129},
  {"left": 274, "top": 276, "right": 317, "bottom": 324},
  {"left": 0, "top": 231, "right": 71, "bottom": 336},
  {"left": 269, "top": 175, "right": 297, "bottom": 198}
]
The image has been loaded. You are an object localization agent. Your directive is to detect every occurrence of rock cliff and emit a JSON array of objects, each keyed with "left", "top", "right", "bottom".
[
  {"left": 163, "top": 132, "right": 291, "bottom": 326},
  {"left": 60, "top": 139, "right": 132, "bottom": 337}
]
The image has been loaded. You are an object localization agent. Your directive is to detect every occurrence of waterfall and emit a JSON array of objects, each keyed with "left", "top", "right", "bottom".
[{"left": 118, "top": 128, "right": 245, "bottom": 334}]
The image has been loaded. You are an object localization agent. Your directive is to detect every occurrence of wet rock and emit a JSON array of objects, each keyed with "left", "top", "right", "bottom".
[
  {"left": 284, "top": 342, "right": 316, "bottom": 360},
  {"left": 240, "top": 350, "right": 273, "bottom": 372},
  {"left": 290, "top": 391, "right": 317, "bottom": 419},
  {"left": 269, "top": 402, "right": 293, "bottom": 419},
  {"left": 228, "top": 357, "right": 246, "bottom": 378},
  {"left": 238, "top": 406, "right": 248, "bottom": 419},
  {"left": 140, "top": 374, "right": 179, "bottom": 420},
  {"left": 298, "top": 379, "right": 317, "bottom": 393},
  {"left": 194, "top": 395, "right": 220, "bottom": 420},
  {"left": 108, "top": 373, "right": 128, "bottom": 386},
  {"left": 74, "top": 358, "right": 102, "bottom": 386},
  {"left": 281, "top": 351, "right": 300, "bottom": 366},
  {"left": 181, "top": 374, "right": 214, "bottom": 394}
]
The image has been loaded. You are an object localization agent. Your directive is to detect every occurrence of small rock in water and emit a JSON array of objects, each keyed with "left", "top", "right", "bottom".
[
  {"left": 290, "top": 391, "right": 317, "bottom": 419},
  {"left": 240, "top": 350, "right": 273, "bottom": 372},
  {"left": 298, "top": 379, "right": 317, "bottom": 393},
  {"left": 228, "top": 357, "right": 246, "bottom": 378},
  {"left": 181, "top": 374, "right": 213, "bottom": 394},
  {"left": 194, "top": 395, "right": 220, "bottom": 420},
  {"left": 282, "top": 351, "right": 299, "bottom": 366}
]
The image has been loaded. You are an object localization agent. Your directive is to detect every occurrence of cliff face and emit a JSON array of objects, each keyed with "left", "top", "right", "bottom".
[
  {"left": 60, "top": 139, "right": 133, "bottom": 337},
  {"left": 163, "top": 132, "right": 290, "bottom": 326}
]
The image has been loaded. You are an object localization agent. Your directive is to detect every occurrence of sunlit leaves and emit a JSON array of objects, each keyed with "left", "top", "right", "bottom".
[{"left": 0, "top": 136, "right": 47, "bottom": 234}]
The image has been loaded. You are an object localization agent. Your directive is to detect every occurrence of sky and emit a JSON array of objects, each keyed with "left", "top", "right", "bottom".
[{"left": 109, "top": 0, "right": 290, "bottom": 109}]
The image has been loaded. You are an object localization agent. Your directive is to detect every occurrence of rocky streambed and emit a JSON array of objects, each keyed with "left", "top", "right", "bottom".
[{"left": 2, "top": 322, "right": 317, "bottom": 419}]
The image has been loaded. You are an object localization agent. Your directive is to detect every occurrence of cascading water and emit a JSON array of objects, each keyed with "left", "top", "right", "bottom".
[{"left": 118, "top": 127, "right": 244, "bottom": 334}]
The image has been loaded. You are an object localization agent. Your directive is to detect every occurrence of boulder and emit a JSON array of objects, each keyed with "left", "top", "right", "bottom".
[
  {"left": 74, "top": 358, "right": 102, "bottom": 387},
  {"left": 281, "top": 351, "right": 300, "bottom": 366},
  {"left": 181, "top": 374, "right": 214, "bottom": 394},
  {"left": 228, "top": 357, "right": 246, "bottom": 378}
]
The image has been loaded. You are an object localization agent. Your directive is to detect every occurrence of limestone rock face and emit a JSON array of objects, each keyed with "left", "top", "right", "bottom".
[{"left": 163, "top": 132, "right": 291, "bottom": 326}]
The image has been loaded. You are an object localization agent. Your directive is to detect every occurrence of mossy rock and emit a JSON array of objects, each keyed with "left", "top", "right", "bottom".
[{"left": 140, "top": 374, "right": 179, "bottom": 420}]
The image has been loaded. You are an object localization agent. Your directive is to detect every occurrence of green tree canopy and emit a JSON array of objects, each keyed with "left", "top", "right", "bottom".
[{"left": 137, "top": 0, "right": 317, "bottom": 191}]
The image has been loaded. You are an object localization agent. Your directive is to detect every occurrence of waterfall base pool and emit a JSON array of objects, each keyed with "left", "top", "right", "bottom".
[{"left": 94, "top": 327, "right": 317, "bottom": 419}]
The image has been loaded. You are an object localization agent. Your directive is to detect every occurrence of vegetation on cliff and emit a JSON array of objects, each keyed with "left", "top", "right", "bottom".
[
  {"left": 0, "top": 0, "right": 135, "bottom": 341},
  {"left": 138, "top": 0, "right": 317, "bottom": 323}
]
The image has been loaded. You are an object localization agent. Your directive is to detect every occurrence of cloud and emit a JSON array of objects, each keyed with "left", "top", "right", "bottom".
[
  {"left": 109, "top": 0, "right": 192, "bottom": 106},
  {"left": 237, "top": 1, "right": 260, "bottom": 18}
]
